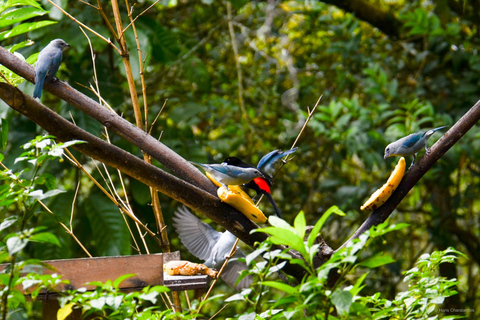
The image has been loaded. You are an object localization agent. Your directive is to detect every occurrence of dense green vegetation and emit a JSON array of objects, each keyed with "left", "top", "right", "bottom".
[{"left": 1, "top": 0, "right": 479, "bottom": 318}]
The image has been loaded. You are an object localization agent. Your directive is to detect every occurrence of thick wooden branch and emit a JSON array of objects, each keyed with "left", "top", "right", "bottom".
[
  {"left": 0, "top": 46, "right": 216, "bottom": 196},
  {"left": 0, "top": 82, "right": 267, "bottom": 247},
  {"left": 320, "top": 0, "right": 402, "bottom": 38},
  {"left": 340, "top": 98, "right": 480, "bottom": 249}
]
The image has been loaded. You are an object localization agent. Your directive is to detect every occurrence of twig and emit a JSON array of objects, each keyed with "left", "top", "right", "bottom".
[
  {"left": 122, "top": 0, "right": 162, "bottom": 34},
  {"left": 148, "top": 99, "right": 168, "bottom": 136},
  {"left": 45, "top": 0, "right": 121, "bottom": 54},
  {"left": 201, "top": 238, "right": 240, "bottom": 304}
]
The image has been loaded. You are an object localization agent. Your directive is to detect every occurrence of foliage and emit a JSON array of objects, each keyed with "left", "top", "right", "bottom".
[
  {"left": 0, "top": 0, "right": 479, "bottom": 318},
  {"left": 223, "top": 210, "right": 464, "bottom": 319}
]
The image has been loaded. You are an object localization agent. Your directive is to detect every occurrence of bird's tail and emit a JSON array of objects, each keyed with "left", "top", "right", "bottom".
[
  {"left": 33, "top": 75, "right": 45, "bottom": 99},
  {"left": 265, "top": 192, "right": 282, "bottom": 218},
  {"left": 425, "top": 125, "right": 448, "bottom": 138}
]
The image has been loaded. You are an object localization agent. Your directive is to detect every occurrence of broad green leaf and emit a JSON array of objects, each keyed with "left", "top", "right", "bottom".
[
  {"left": 7, "top": 235, "right": 28, "bottom": 255},
  {"left": 0, "top": 20, "right": 57, "bottom": 40},
  {"left": 331, "top": 289, "right": 353, "bottom": 315},
  {"left": 0, "top": 216, "right": 17, "bottom": 232},
  {"left": 29, "top": 232, "right": 61, "bottom": 246},
  {"left": 293, "top": 211, "right": 306, "bottom": 239},
  {"left": 257, "top": 226, "right": 306, "bottom": 256},
  {"left": 4, "top": 0, "right": 43, "bottom": 9},
  {"left": 358, "top": 252, "right": 396, "bottom": 268},
  {"left": 0, "top": 7, "right": 48, "bottom": 28},
  {"left": 260, "top": 281, "right": 298, "bottom": 295},
  {"left": 113, "top": 273, "right": 136, "bottom": 288},
  {"left": 84, "top": 192, "right": 131, "bottom": 256}
]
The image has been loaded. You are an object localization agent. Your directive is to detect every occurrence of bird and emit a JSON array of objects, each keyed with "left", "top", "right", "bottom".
[
  {"left": 33, "top": 39, "right": 70, "bottom": 99},
  {"left": 222, "top": 156, "right": 282, "bottom": 218},
  {"left": 257, "top": 148, "right": 298, "bottom": 177},
  {"left": 191, "top": 161, "right": 266, "bottom": 190},
  {"left": 384, "top": 126, "right": 448, "bottom": 167},
  {"left": 172, "top": 206, "right": 253, "bottom": 290}
]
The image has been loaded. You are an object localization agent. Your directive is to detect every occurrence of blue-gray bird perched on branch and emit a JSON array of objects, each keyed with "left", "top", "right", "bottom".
[
  {"left": 172, "top": 206, "right": 252, "bottom": 290},
  {"left": 384, "top": 126, "right": 448, "bottom": 167},
  {"left": 33, "top": 39, "right": 69, "bottom": 99},
  {"left": 191, "top": 161, "right": 266, "bottom": 190}
]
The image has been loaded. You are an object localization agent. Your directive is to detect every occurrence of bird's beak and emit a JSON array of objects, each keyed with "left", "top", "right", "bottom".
[{"left": 384, "top": 154, "right": 388, "bottom": 160}]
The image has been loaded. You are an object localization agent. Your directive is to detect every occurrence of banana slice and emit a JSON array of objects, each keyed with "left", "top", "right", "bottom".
[
  {"left": 206, "top": 172, "right": 267, "bottom": 223},
  {"left": 361, "top": 157, "right": 406, "bottom": 211},
  {"left": 217, "top": 186, "right": 267, "bottom": 223}
]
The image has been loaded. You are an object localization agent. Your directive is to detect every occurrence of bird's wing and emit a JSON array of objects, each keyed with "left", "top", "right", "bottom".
[
  {"left": 403, "top": 133, "right": 422, "bottom": 148},
  {"left": 257, "top": 148, "right": 298, "bottom": 175},
  {"left": 46, "top": 51, "right": 63, "bottom": 78},
  {"left": 172, "top": 207, "right": 221, "bottom": 261},
  {"left": 221, "top": 259, "right": 253, "bottom": 290},
  {"left": 257, "top": 150, "right": 281, "bottom": 170}
]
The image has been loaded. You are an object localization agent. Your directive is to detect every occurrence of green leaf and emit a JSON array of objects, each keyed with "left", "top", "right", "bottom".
[
  {"left": 0, "top": 20, "right": 57, "bottom": 40},
  {"left": 4, "top": 0, "right": 44, "bottom": 9},
  {"left": 307, "top": 205, "right": 346, "bottom": 248},
  {"left": 358, "top": 252, "right": 396, "bottom": 268},
  {"left": 84, "top": 192, "right": 131, "bottom": 256},
  {"left": 350, "top": 272, "right": 368, "bottom": 296},
  {"left": 0, "top": 7, "right": 48, "bottom": 28},
  {"left": 0, "top": 216, "right": 17, "bottom": 232},
  {"left": 113, "top": 274, "right": 136, "bottom": 288},
  {"left": 260, "top": 281, "right": 298, "bottom": 295},
  {"left": 257, "top": 226, "right": 306, "bottom": 256},
  {"left": 293, "top": 211, "right": 306, "bottom": 239},
  {"left": 331, "top": 289, "right": 353, "bottom": 315},
  {"left": 29, "top": 232, "right": 61, "bottom": 247},
  {"left": 7, "top": 235, "right": 28, "bottom": 255}
]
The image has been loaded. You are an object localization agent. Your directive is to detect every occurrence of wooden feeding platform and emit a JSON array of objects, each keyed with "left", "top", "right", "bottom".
[{"left": 0, "top": 251, "right": 212, "bottom": 319}]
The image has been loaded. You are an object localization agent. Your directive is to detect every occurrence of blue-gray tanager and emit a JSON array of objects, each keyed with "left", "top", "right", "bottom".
[
  {"left": 384, "top": 126, "right": 448, "bottom": 167},
  {"left": 257, "top": 147, "right": 298, "bottom": 176},
  {"left": 172, "top": 206, "right": 253, "bottom": 289},
  {"left": 33, "top": 39, "right": 70, "bottom": 99},
  {"left": 191, "top": 161, "right": 266, "bottom": 189}
]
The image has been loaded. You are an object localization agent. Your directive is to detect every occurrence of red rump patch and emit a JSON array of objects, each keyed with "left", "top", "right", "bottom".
[{"left": 254, "top": 178, "right": 271, "bottom": 193}]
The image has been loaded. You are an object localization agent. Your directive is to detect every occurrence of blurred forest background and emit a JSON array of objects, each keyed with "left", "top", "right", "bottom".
[{"left": 1, "top": 0, "right": 480, "bottom": 318}]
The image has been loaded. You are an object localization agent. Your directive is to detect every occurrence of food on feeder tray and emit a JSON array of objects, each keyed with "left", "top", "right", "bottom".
[{"left": 163, "top": 260, "right": 218, "bottom": 278}]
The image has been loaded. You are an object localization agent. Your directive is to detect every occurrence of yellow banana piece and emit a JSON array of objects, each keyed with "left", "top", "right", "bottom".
[
  {"left": 360, "top": 157, "right": 406, "bottom": 211},
  {"left": 206, "top": 172, "right": 267, "bottom": 223}
]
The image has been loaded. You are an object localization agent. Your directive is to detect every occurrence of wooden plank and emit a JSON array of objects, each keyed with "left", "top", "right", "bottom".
[
  {"left": 16, "top": 253, "right": 164, "bottom": 295},
  {"left": 1, "top": 251, "right": 211, "bottom": 296}
]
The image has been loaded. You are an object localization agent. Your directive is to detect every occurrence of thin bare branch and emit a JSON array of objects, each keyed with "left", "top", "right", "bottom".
[{"left": 45, "top": 0, "right": 121, "bottom": 54}]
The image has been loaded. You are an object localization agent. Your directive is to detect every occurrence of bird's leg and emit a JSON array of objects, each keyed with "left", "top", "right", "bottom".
[
  {"left": 425, "top": 144, "right": 431, "bottom": 155},
  {"left": 409, "top": 154, "right": 417, "bottom": 168}
]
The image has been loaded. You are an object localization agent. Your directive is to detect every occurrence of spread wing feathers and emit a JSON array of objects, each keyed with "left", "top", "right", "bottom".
[
  {"left": 221, "top": 259, "right": 253, "bottom": 290},
  {"left": 172, "top": 207, "right": 221, "bottom": 261},
  {"left": 257, "top": 148, "right": 298, "bottom": 174}
]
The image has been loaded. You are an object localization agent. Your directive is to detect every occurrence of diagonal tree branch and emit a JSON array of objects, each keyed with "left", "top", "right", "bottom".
[
  {"left": 0, "top": 46, "right": 216, "bottom": 196},
  {"left": 0, "top": 82, "right": 262, "bottom": 246},
  {"left": 339, "top": 98, "right": 480, "bottom": 250}
]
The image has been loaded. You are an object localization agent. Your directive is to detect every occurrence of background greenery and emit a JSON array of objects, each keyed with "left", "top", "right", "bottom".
[{"left": 1, "top": 0, "right": 479, "bottom": 318}]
